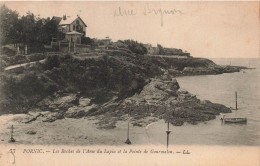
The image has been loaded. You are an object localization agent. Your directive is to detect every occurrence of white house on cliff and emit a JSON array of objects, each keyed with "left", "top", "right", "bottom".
[{"left": 52, "top": 15, "right": 87, "bottom": 44}]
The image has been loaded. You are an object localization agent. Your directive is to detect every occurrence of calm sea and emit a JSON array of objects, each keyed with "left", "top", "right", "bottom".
[{"left": 143, "top": 58, "right": 260, "bottom": 146}]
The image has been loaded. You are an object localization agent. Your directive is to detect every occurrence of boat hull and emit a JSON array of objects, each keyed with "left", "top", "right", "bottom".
[{"left": 223, "top": 118, "right": 247, "bottom": 123}]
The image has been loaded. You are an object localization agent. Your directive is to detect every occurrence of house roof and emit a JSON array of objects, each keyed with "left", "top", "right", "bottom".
[
  {"left": 59, "top": 16, "right": 87, "bottom": 27},
  {"left": 66, "top": 31, "right": 83, "bottom": 35}
]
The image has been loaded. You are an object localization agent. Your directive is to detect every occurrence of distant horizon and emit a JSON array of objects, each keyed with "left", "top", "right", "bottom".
[{"left": 1, "top": 1, "right": 259, "bottom": 58}]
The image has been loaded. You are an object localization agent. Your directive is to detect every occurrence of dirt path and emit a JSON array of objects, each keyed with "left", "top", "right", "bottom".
[{"left": 4, "top": 59, "right": 45, "bottom": 71}]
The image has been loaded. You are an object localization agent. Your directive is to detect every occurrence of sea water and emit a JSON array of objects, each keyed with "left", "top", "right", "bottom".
[{"left": 144, "top": 58, "right": 260, "bottom": 146}]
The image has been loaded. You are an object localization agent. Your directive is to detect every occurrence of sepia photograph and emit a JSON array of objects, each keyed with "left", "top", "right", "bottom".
[{"left": 0, "top": 1, "right": 259, "bottom": 165}]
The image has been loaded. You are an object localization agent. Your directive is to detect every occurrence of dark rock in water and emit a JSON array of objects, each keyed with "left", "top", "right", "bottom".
[{"left": 26, "top": 130, "right": 36, "bottom": 135}]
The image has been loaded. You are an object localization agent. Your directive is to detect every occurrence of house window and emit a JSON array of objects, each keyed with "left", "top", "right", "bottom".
[{"left": 73, "top": 25, "right": 75, "bottom": 30}]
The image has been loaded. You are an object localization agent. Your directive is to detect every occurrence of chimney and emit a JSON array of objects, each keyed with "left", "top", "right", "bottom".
[{"left": 63, "top": 14, "right": 67, "bottom": 20}]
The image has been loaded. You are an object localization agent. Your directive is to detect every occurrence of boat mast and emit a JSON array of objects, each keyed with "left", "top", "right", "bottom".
[
  {"left": 166, "top": 120, "right": 171, "bottom": 149},
  {"left": 235, "top": 91, "right": 238, "bottom": 111},
  {"left": 125, "top": 109, "right": 131, "bottom": 144},
  {"left": 9, "top": 125, "right": 15, "bottom": 142}
]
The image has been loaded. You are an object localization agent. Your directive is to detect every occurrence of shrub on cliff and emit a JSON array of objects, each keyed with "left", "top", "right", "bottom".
[
  {"left": 157, "top": 44, "right": 165, "bottom": 55},
  {"left": 117, "top": 40, "right": 147, "bottom": 55},
  {"left": 27, "top": 53, "right": 46, "bottom": 62},
  {"left": 44, "top": 54, "right": 60, "bottom": 70},
  {"left": 0, "top": 72, "right": 57, "bottom": 114},
  {"left": 0, "top": 47, "right": 16, "bottom": 56}
]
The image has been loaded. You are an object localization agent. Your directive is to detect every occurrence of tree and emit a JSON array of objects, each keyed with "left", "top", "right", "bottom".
[
  {"left": 42, "top": 18, "right": 60, "bottom": 44},
  {"left": 16, "top": 12, "right": 37, "bottom": 45},
  {"left": 0, "top": 4, "right": 19, "bottom": 45},
  {"left": 157, "top": 44, "right": 165, "bottom": 55},
  {"left": 1, "top": 4, "right": 62, "bottom": 51}
]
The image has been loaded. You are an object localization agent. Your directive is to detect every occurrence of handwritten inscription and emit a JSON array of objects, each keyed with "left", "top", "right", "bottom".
[
  {"left": 114, "top": 3, "right": 183, "bottom": 26},
  {"left": 114, "top": 7, "right": 137, "bottom": 17}
]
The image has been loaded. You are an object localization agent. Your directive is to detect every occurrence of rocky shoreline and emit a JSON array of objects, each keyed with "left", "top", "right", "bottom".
[
  {"left": 0, "top": 54, "right": 246, "bottom": 132},
  {"left": 0, "top": 53, "right": 248, "bottom": 145},
  {"left": 14, "top": 72, "right": 231, "bottom": 129}
]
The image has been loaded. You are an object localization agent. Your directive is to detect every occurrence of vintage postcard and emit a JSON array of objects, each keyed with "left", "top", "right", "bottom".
[{"left": 0, "top": 1, "right": 259, "bottom": 166}]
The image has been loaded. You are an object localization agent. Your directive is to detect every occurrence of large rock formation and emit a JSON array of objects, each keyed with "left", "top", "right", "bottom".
[{"left": 96, "top": 74, "right": 231, "bottom": 128}]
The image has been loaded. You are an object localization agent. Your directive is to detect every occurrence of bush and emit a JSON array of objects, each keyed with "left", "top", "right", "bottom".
[
  {"left": 27, "top": 53, "right": 46, "bottom": 62},
  {"left": 0, "top": 71, "right": 60, "bottom": 114},
  {"left": 11, "top": 54, "right": 29, "bottom": 65},
  {"left": 0, "top": 59, "right": 7, "bottom": 70},
  {"left": 157, "top": 44, "right": 165, "bottom": 55},
  {"left": 44, "top": 54, "right": 60, "bottom": 70},
  {"left": 117, "top": 40, "right": 147, "bottom": 55},
  {"left": 0, "top": 47, "right": 16, "bottom": 56},
  {"left": 28, "top": 43, "right": 45, "bottom": 53},
  {"left": 81, "top": 37, "right": 94, "bottom": 45},
  {"left": 0, "top": 72, "right": 44, "bottom": 114}
]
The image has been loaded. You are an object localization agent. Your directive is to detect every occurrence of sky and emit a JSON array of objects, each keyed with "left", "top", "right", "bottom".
[{"left": 1, "top": 1, "right": 259, "bottom": 58}]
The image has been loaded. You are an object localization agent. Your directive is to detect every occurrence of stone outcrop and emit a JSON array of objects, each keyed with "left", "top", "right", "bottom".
[
  {"left": 65, "top": 104, "right": 98, "bottom": 118},
  {"left": 35, "top": 95, "right": 98, "bottom": 122},
  {"left": 37, "top": 93, "right": 78, "bottom": 112},
  {"left": 42, "top": 112, "right": 64, "bottom": 122},
  {"left": 79, "top": 97, "right": 91, "bottom": 107},
  {"left": 97, "top": 74, "right": 231, "bottom": 127}
]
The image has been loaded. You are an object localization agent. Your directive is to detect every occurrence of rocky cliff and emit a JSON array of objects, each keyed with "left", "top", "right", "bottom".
[{"left": 1, "top": 52, "right": 241, "bottom": 127}]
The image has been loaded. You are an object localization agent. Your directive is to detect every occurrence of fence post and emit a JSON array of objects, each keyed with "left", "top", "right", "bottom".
[
  {"left": 69, "top": 42, "right": 71, "bottom": 52},
  {"left": 74, "top": 42, "right": 76, "bottom": 53}
]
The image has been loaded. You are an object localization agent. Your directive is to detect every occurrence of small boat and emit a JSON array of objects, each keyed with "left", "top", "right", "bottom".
[
  {"left": 220, "top": 92, "right": 247, "bottom": 124},
  {"left": 220, "top": 116, "right": 247, "bottom": 123}
]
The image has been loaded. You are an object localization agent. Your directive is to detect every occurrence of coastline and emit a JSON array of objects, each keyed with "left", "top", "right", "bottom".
[{"left": 0, "top": 54, "right": 251, "bottom": 145}]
